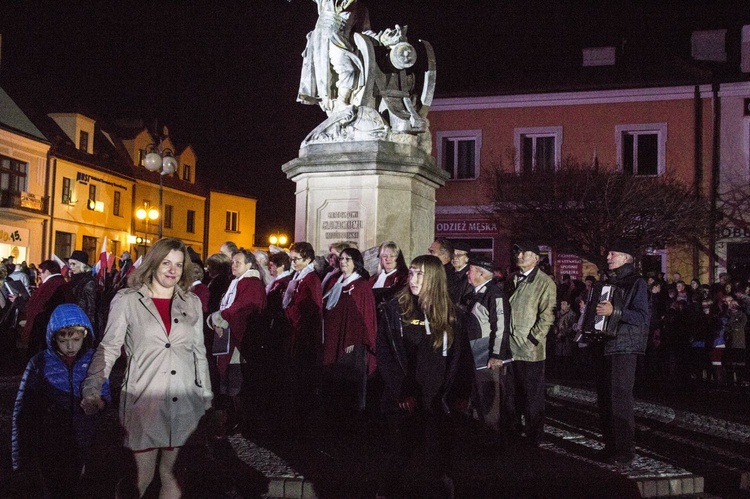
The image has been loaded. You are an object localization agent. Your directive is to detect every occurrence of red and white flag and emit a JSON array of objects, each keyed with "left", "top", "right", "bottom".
[
  {"left": 96, "top": 237, "right": 108, "bottom": 289},
  {"left": 52, "top": 254, "right": 68, "bottom": 278}
]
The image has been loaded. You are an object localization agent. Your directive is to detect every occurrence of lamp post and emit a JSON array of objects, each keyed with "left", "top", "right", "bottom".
[
  {"left": 143, "top": 134, "right": 178, "bottom": 239},
  {"left": 269, "top": 233, "right": 288, "bottom": 248},
  {"left": 135, "top": 203, "right": 159, "bottom": 253}
]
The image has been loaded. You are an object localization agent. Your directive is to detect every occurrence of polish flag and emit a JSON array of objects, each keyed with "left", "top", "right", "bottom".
[
  {"left": 96, "top": 237, "right": 108, "bottom": 289},
  {"left": 126, "top": 255, "right": 143, "bottom": 279},
  {"left": 52, "top": 254, "right": 69, "bottom": 278}
]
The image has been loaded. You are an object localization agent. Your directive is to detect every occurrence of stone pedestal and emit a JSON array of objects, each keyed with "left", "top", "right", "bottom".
[{"left": 282, "top": 140, "right": 448, "bottom": 262}]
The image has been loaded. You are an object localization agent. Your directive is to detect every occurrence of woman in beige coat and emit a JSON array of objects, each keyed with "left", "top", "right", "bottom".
[{"left": 82, "top": 238, "right": 212, "bottom": 498}]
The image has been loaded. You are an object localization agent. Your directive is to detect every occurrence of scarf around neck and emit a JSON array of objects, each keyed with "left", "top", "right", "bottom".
[
  {"left": 220, "top": 269, "right": 260, "bottom": 311},
  {"left": 324, "top": 272, "right": 360, "bottom": 310},
  {"left": 283, "top": 263, "right": 315, "bottom": 309}
]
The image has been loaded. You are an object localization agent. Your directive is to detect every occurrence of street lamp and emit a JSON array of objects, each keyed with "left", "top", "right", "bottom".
[
  {"left": 135, "top": 203, "right": 159, "bottom": 252},
  {"left": 143, "top": 139, "right": 178, "bottom": 239},
  {"left": 269, "top": 233, "right": 288, "bottom": 247}
]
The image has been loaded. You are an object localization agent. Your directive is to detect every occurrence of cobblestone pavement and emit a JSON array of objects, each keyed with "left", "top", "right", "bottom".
[{"left": 2, "top": 361, "right": 750, "bottom": 498}]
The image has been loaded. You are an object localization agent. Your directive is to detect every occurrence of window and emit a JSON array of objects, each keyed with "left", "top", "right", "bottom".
[
  {"left": 138, "top": 149, "right": 145, "bottom": 166},
  {"left": 616, "top": 123, "right": 667, "bottom": 176},
  {"left": 0, "top": 155, "right": 28, "bottom": 195},
  {"left": 226, "top": 211, "right": 239, "bottom": 232},
  {"left": 436, "top": 130, "right": 481, "bottom": 180},
  {"left": 62, "top": 177, "right": 72, "bottom": 204},
  {"left": 82, "top": 236, "right": 97, "bottom": 265},
  {"left": 54, "top": 231, "right": 73, "bottom": 260},
  {"left": 164, "top": 204, "right": 173, "bottom": 229},
  {"left": 113, "top": 191, "right": 121, "bottom": 216},
  {"left": 514, "top": 127, "right": 563, "bottom": 173},
  {"left": 186, "top": 210, "right": 195, "bottom": 233},
  {"left": 89, "top": 184, "right": 96, "bottom": 201},
  {"left": 183, "top": 164, "right": 192, "bottom": 182},
  {"left": 79, "top": 131, "right": 89, "bottom": 152}
]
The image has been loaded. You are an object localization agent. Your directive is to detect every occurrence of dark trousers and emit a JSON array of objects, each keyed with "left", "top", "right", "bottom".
[
  {"left": 379, "top": 408, "right": 454, "bottom": 498},
  {"left": 321, "top": 344, "right": 368, "bottom": 413},
  {"left": 504, "top": 359, "right": 546, "bottom": 443},
  {"left": 471, "top": 367, "right": 503, "bottom": 432},
  {"left": 593, "top": 348, "right": 638, "bottom": 457}
]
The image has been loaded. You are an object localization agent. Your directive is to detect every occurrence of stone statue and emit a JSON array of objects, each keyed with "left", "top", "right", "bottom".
[{"left": 297, "top": 0, "right": 436, "bottom": 153}]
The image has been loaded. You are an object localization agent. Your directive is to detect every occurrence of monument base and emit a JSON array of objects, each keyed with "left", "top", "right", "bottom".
[{"left": 282, "top": 140, "right": 448, "bottom": 263}]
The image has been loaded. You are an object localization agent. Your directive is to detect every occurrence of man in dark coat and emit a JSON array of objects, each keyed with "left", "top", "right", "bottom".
[
  {"left": 586, "top": 241, "right": 649, "bottom": 466},
  {"left": 19, "top": 260, "right": 67, "bottom": 356},
  {"left": 450, "top": 241, "right": 474, "bottom": 311}
]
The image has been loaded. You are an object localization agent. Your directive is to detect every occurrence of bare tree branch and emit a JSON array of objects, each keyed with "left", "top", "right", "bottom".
[{"left": 485, "top": 160, "right": 712, "bottom": 268}]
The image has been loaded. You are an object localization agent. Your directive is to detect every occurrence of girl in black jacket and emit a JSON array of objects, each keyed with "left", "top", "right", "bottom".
[{"left": 376, "top": 254, "right": 473, "bottom": 498}]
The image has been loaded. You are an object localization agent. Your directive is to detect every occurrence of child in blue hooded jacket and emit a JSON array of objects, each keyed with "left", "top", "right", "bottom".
[{"left": 12, "top": 303, "right": 110, "bottom": 497}]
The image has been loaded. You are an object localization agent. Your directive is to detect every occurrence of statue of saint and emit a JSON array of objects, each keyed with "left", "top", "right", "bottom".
[
  {"left": 296, "top": 1, "right": 436, "bottom": 148},
  {"left": 297, "top": 0, "right": 372, "bottom": 114}
]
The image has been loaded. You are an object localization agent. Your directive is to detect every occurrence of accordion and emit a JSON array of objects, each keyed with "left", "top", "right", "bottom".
[{"left": 579, "top": 282, "right": 624, "bottom": 340}]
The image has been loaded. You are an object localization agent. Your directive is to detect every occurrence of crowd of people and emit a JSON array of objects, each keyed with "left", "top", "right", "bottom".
[
  {"left": 547, "top": 269, "right": 750, "bottom": 392},
  {"left": 4, "top": 236, "right": 747, "bottom": 497}
]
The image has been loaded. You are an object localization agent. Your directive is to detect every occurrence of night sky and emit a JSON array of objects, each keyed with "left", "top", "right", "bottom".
[{"left": 1, "top": 1, "right": 748, "bottom": 241}]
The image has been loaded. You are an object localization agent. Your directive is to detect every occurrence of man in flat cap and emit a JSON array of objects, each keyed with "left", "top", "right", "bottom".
[
  {"left": 451, "top": 241, "right": 474, "bottom": 310},
  {"left": 587, "top": 240, "right": 648, "bottom": 466},
  {"left": 465, "top": 257, "right": 511, "bottom": 437},
  {"left": 505, "top": 241, "right": 556, "bottom": 446}
]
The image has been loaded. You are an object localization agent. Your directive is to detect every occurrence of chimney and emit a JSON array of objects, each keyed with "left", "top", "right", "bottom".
[
  {"left": 691, "top": 29, "right": 727, "bottom": 62},
  {"left": 582, "top": 47, "right": 616, "bottom": 67}
]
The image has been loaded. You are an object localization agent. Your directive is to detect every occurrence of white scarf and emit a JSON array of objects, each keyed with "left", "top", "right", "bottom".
[
  {"left": 220, "top": 269, "right": 260, "bottom": 311},
  {"left": 372, "top": 268, "right": 397, "bottom": 289},
  {"left": 283, "top": 263, "right": 315, "bottom": 310},
  {"left": 323, "top": 272, "right": 360, "bottom": 310},
  {"left": 266, "top": 269, "right": 292, "bottom": 294}
]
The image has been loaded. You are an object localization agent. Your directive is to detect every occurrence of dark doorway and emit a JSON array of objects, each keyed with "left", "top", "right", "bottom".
[
  {"left": 726, "top": 242, "right": 750, "bottom": 284},
  {"left": 641, "top": 254, "right": 663, "bottom": 279}
]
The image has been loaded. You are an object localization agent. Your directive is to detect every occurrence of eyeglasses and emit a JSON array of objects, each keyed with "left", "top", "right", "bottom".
[{"left": 291, "top": 257, "right": 304, "bottom": 263}]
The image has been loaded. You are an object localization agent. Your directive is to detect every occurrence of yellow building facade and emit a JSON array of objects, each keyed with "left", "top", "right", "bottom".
[{"left": 206, "top": 190, "right": 257, "bottom": 256}]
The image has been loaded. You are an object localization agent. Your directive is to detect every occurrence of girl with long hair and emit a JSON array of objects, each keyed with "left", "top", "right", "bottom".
[{"left": 376, "top": 254, "right": 473, "bottom": 498}]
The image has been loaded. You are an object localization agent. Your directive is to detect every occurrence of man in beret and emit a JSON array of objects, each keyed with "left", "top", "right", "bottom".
[
  {"left": 505, "top": 241, "right": 556, "bottom": 446},
  {"left": 466, "top": 258, "right": 511, "bottom": 437},
  {"left": 588, "top": 241, "right": 649, "bottom": 466}
]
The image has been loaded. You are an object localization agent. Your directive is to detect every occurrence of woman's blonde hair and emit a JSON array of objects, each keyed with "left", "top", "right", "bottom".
[
  {"left": 396, "top": 254, "right": 455, "bottom": 351},
  {"left": 128, "top": 238, "right": 193, "bottom": 292}
]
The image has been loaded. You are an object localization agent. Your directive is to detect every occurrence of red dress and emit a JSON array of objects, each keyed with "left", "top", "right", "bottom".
[
  {"left": 216, "top": 276, "right": 266, "bottom": 376},
  {"left": 323, "top": 276, "right": 377, "bottom": 374},
  {"left": 285, "top": 271, "right": 323, "bottom": 361}
]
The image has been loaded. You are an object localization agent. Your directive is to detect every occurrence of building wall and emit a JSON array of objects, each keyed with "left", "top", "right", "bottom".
[
  {"left": 0, "top": 129, "right": 50, "bottom": 264},
  {"left": 429, "top": 85, "right": 716, "bottom": 279},
  {"left": 48, "top": 158, "right": 133, "bottom": 263},
  {"left": 716, "top": 82, "right": 750, "bottom": 282},
  {"left": 206, "top": 191, "right": 257, "bottom": 256},
  {"left": 132, "top": 181, "right": 206, "bottom": 258}
]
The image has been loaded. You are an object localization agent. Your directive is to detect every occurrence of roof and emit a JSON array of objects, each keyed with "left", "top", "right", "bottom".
[{"left": 0, "top": 87, "right": 48, "bottom": 143}]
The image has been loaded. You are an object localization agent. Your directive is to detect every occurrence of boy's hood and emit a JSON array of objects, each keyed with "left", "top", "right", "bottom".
[{"left": 46, "top": 304, "right": 94, "bottom": 348}]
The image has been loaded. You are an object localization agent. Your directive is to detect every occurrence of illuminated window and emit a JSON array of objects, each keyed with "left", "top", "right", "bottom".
[
  {"left": 114, "top": 191, "right": 121, "bottom": 216},
  {"left": 183, "top": 165, "right": 192, "bottom": 182}
]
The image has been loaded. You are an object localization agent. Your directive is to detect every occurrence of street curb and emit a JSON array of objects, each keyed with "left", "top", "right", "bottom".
[{"left": 266, "top": 477, "right": 317, "bottom": 499}]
